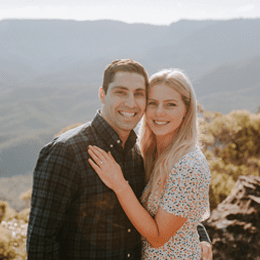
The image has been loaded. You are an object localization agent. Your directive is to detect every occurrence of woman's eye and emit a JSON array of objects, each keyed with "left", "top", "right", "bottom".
[
  {"left": 167, "top": 103, "right": 176, "bottom": 107},
  {"left": 148, "top": 101, "right": 156, "bottom": 106}
]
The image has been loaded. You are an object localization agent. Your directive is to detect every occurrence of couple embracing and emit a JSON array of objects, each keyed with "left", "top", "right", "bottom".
[{"left": 27, "top": 59, "right": 212, "bottom": 260}]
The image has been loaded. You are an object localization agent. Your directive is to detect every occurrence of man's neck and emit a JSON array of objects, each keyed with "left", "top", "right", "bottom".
[
  {"left": 98, "top": 110, "right": 131, "bottom": 149},
  {"left": 119, "top": 132, "right": 131, "bottom": 149}
]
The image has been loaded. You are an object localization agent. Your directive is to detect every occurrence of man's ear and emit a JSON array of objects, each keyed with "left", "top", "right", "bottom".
[{"left": 99, "top": 87, "right": 105, "bottom": 104}]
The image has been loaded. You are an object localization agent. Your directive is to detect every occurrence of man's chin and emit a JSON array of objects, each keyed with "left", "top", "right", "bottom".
[{"left": 118, "top": 121, "right": 139, "bottom": 131}]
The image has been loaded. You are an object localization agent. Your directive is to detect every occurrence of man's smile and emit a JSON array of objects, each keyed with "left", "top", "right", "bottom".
[{"left": 119, "top": 111, "right": 137, "bottom": 118}]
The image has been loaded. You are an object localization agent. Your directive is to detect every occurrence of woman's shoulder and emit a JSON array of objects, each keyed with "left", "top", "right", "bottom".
[
  {"left": 178, "top": 145, "right": 205, "bottom": 163},
  {"left": 171, "top": 146, "right": 210, "bottom": 177}
]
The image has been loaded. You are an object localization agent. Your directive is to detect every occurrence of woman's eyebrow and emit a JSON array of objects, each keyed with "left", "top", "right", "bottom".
[
  {"left": 147, "top": 98, "right": 178, "bottom": 102},
  {"left": 165, "top": 99, "right": 178, "bottom": 102}
]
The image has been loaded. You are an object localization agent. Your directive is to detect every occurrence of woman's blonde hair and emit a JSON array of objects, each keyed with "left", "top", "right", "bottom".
[{"left": 139, "top": 69, "right": 198, "bottom": 203}]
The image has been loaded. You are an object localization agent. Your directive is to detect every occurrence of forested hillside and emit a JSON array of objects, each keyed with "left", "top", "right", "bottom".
[{"left": 1, "top": 18, "right": 260, "bottom": 178}]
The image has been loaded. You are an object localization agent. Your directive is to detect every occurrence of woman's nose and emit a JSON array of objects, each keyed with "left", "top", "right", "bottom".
[{"left": 155, "top": 104, "right": 165, "bottom": 116}]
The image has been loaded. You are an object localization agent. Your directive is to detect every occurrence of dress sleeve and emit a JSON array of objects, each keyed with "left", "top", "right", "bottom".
[{"left": 160, "top": 152, "right": 211, "bottom": 221}]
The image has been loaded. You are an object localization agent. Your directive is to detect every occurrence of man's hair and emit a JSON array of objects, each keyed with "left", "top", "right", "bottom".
[{"left": 102, "top": 59, "right": 149, "bottom": 94}]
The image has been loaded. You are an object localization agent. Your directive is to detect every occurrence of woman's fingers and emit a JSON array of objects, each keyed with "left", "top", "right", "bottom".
[
  {"left": 88, "top": 145, "right": 118, "bottom": 172},
  {"left": 88, "top": 146, "right": 125, "bottom": 192},
  {"left": 88, "top": 148, "right": 104, "bottom": 166},
  {"left": 88, "top": 158, "right": 101, "bottom": 174},
  {"left": 88, "top": 158, "right": 112, "bottom": 189},
  {"left": 88, "top": 145, "right": 108, "bottom": 164},
  {"left": 90, "top": 145, "right": 109, "bottom": 157},
  {"left": 91, "top": 145, "right": 109, "bottom": 157}
]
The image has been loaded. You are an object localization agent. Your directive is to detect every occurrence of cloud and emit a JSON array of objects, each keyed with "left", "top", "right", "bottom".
[
  {"left": 236, "top": 4, "right": 254, "bottom": 13},
  {"left": 0, "top": 5, "right": 175, "bottom": 24},
  {"left": 0, "top": 6, "right": 96, "bottom": 20}
]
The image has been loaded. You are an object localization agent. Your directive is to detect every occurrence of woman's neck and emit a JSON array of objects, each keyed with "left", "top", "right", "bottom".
[{"left": 155, "top": 134, "right": 174, "bottom": 157}]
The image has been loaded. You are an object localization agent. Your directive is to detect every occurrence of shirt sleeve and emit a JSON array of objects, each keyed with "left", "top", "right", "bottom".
[
  {"left": 26, "top": 139, "right": 79, "bottom": 260},
  {"left": 160, "top": 152, "right": 211, "bottom": 221}
]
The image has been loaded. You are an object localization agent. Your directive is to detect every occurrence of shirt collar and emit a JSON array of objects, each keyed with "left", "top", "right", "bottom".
[{"left": 91, "top": 110, "right": 137, "bottom": 151}]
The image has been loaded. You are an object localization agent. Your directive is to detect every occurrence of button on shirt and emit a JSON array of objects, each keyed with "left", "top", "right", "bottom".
[{"left": 27, "top": 112, "right": 145, "bottom": 260}]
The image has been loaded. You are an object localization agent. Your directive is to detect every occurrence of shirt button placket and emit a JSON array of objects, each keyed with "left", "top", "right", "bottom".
[{"left": 126, "top": 228, "right": 131, "bottom": 259}]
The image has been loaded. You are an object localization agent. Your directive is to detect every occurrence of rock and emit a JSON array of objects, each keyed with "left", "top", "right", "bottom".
[{"left": 204, "top": 175, "right": 260, "bottom": 260}]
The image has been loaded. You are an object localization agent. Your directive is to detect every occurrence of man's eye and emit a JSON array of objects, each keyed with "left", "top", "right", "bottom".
[
  {"left": 148, "top": 101, "right": 156, "bottom": 106},
  {"left": 116, "top": 91, "right": 125, "bottom": 95},
  {"left": 167, "top": 103, "right": 176, "bottom": 107},
  {"left": 135, "top": 92, "right": 145, "bottom": 96}
]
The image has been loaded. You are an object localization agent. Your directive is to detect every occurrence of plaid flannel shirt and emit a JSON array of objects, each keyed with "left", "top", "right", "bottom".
[
  {"left": 27, "top": 112, "right": 145, "bottom": 260},
  {"left": 27, "top": 111, "right": 210, "bottom": 260}
]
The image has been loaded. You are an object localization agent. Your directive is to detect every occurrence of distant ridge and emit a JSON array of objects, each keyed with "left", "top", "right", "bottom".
[
  {"left": 0, "top": 18, "right": 260, "bottom": 179},
  {"left": 194, "top": 55, "right": 260, "bottom": 112}
]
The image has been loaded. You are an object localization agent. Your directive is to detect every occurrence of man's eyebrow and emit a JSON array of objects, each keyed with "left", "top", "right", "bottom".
[
  {"left": 112, "top": 86, "right": 128, "bottom": 90},
  {"left": 112, "top": 86, "right": 146, "bottom": 91}
]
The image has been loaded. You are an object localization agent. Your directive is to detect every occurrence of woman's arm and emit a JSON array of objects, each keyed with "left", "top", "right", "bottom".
[
  {"left": 88, "top": 145, "right": 187, "bottom": 248},
  {"left": 114, "top": 180, "right": 187, "bottom": 248}
]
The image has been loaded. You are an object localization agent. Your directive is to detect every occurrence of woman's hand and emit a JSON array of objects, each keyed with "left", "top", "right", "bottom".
[{"left": 88, "top": 145, "right": 127, "bottom": 192}]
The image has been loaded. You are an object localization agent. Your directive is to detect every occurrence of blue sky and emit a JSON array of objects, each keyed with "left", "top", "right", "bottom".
[{"left": 0, "top": 0, "right": 260, "bottom": 25}]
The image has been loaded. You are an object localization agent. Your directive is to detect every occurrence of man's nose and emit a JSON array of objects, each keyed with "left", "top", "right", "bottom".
[{"left": 125, "top": 94, "right": 135, "bottom": 108}]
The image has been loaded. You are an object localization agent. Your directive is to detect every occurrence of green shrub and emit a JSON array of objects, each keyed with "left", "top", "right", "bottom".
[
  {"left": 16, "top": 208, "right": 30, "bottom": 223},
  {"left": 19, "top": 189, "right": 32, "bottom": 208},
  {"left": 0, "top": 225, "right": 16, "bottom": 260},
  {"left": 0, "top": 201, "right": 16, "bottom": 223},
  {"left": 0, "top": 201, "right": 8, "bottom": 223},
  {"left": 199, "top": 109, "right": 260, "bottom": 210}
]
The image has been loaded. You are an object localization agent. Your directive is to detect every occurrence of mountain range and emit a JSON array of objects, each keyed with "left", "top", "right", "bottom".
[{"left": 0, "top": 18, "right": 260, "bottom": 182}]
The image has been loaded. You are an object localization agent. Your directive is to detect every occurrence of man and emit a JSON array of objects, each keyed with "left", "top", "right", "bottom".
[{"left": 27, "top": 59, "right": 212, "bottom": 259}]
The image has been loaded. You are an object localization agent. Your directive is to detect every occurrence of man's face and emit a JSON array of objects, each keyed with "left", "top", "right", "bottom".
[{"left": 100, "top": 71, "right": 146, "bottom": 139}]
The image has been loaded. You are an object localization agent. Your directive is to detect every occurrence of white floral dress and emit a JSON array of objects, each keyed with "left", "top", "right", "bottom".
[{"left": 141, "top": 146, "right": 211, "bottom": 260}]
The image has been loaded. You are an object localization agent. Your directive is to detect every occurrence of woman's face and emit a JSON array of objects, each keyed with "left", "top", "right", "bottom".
[{"left": 145, "top": 83, "right": 187, "bottom": 138}]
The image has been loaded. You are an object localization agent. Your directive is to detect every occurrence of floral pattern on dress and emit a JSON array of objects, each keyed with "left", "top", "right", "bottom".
[{"left": 141, "top": 146, "right": 211, "bottom": 260}]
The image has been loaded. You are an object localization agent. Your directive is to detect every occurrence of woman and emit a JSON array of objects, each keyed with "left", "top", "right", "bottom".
[{"left": 88, "top": 69, "right": 211, "bottom": 259}]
